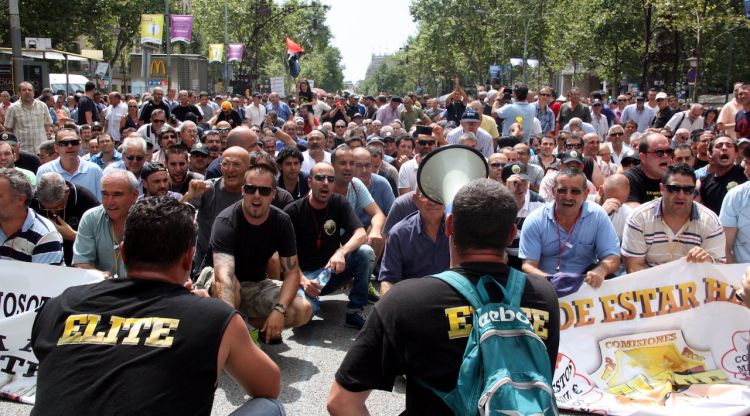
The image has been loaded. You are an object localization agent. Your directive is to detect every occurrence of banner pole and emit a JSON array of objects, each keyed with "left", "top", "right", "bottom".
[{"left": 165, "top": 0, "right": 171, "bottom": 91}]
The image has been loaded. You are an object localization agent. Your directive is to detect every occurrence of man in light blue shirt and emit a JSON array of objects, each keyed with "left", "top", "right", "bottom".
[
  {"left": 37, "top": 128, "right": 103, "bottom": 201},
  {"left": 265, "top": 92, "right": 293, "bottom": 122},
  {"left": 519, "top": 168, "right": 620, "bottom": 289},
  {"left": 620, "top": 92, "right": 655, "bottom": 132},
  {"left": 720, "top": 178, "right": 750, "bottom": 264},
  {"left": 497, "top": 84, "right": 537, "bottom": 143}
]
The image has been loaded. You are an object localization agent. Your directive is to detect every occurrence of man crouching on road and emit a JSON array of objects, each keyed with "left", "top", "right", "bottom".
[{"left": 32, "top": 197, "right": 284, "bottom": 416}]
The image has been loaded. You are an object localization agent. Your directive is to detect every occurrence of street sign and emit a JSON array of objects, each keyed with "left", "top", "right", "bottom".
[{"left": 24, "top": 38, "right": 52, "bottom": 50}]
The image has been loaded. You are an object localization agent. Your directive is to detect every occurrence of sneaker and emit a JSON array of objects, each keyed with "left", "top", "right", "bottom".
[
  {"left": 248, "top": 328, "right": 261, "bottom": 347},
  {"left": 345, "top": 310, "right": 367, "bottom": 329},
  {"left": 367, "top": 282, "right": 381, "bottom": 303}
]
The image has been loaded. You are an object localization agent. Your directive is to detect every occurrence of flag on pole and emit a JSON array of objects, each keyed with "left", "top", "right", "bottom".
[
  {"left": 140, "top": 14, "right": 164, "bottom": 45},
  {"left": 208, "top": 44, "right": 224, "bottom": 63},
  {"left": 286, "top": 36, "right": 305, "bottom": 54},
  {"left": 286, "top": 35, "right": 304, "bottom": 78},
  {"left": 170, "top": 15, "right": 194, "bottom": 43},
  {"left": 227, "top": 44, "right": 245, "bottom": 62}
]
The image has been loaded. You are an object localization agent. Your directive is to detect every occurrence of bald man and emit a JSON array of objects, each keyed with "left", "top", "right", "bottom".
[
  {"left": 599, "top": 173, "right": 632, "bottom": 243},
  {"left": 183, "top": 146, "right": 251, "bottom": 273}
]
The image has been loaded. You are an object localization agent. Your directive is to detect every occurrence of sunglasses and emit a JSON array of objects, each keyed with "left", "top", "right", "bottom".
[
  {"left": 565, "top": 143, "right": 583, "bottom": 149},
  {"left": 128, "top": 105, "right": 138, "bottom": 108},
  {"left": 621, "top": 160, "right": 640, "bottom": 167},
  {"left": 418, "top": 140, "right": 436, "bottom": 146},
  {"left": 609, "top": 132, "right": 624, "bottom": 137},
  {"left": 160, "top": 134, "right": 176, "bottom": 140},
  {"left": 126, "top": 155, "right": 145, "bottom": 161},
  {"left": 313, "top": 174, "right": 335, "bottom": 183},
  {"left": 538, "top": 93, "right": 551, "bottom": 97},
  {"left": 57, "top": 139, "right": 81, "bottom": 147},
  {"left": 647, "top": 148, "right": 674, "bottom": 157},
  {"left": 665, "top": 184, "right": 695, "bottom": 194},
  {"left": 556, "top": 188, "right": 584, "bottom": 195},
  {"left": 335, "top": 125, "right": 346, "bottom": 128},
  {"left": 152, "top": 119, "right": 166, "bottom": 124},
  {"left": 217, "top": 128, "right": 231, "bottom": 133},
  {"left": 243, "top": 184, "right": 274, "bottom": 196},
  {"left": 490, "top": 162, "right": 505, "bottom": 168}
]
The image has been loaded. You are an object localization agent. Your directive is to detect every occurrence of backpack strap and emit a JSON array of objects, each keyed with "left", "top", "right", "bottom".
[
  {"left": 504, "top": 268, "right": 527, "bottom": 307},
  {"left": 433, "top": 270, "right": 483, "bottom": 310}
]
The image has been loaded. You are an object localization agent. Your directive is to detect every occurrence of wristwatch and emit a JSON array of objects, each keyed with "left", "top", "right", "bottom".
[{"left": 273, "top": 303, "right": 288, "bottom": 316}]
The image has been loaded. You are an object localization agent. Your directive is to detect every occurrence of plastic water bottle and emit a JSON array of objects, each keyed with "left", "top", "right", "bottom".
[{"left": 314, "top": 268, "right": 332, "bottom": 287}]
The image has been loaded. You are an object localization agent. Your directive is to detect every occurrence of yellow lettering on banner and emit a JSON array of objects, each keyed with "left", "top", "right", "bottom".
[
  {"left": 573, "top": 299, "right": 595, "bottom": 327},
  {"left": 703, "top": 277, "right": 741, "bottom": 304},
  {"left": 634, "top": 288, "right": 658, "bottom": 318},
  {"left": 144, "top": 318, "right": 179, "bottom": 347},
  {"left": 560, "top": 302, "right": 574, "bottom": 330},
  {"left": 617, "top": 291, "right": 637, "bottom": 320},
  {"left": 522, "top": 307, "right": 550, "bottom": 340},
  {"left": 445, "top": 306, "right": 473, "bottom": 339},
  {"left": 676, "top": 282, "right": 700, "bottom": 309},
  {"left": 101, "top": 316, "right": 126, "bottom": 345},
  {"left": 57, "top": 314, "right": 87, "bottom": 345},
  {"left": 121, "top": 318, "right": 154, "bottom": 345},
  {"left": 599, "top": 294, "right": 621, "bottom": 323},
  {"left": 671, "top": 369, "right": 727, "bottom": 386},
  {"left": 655, "top": 285, "right": 682, "bottom": 315},
  {"left": 80, "top": 314, "right": 104, "bottom": 343}
]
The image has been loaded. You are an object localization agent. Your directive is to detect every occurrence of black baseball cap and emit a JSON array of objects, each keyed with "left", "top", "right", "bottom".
[{"left": 501, "top": 162, "right": 531, "bottom": 182}]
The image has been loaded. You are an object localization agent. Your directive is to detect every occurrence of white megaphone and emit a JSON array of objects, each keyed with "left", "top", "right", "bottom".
[{"left": 417, "top": 145, "right": 489, "bottom": 212}]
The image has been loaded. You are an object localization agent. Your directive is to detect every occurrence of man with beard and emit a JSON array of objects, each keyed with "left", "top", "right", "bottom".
[
  {"left": 285, "top": 162, "right": 374, "bottom": 329},
  {"left": 203, "top": 129, "right": 222, "bottom": 162},
  {"left": 166, "top": 144, "right": 204, "bottom": 195},
  {"left": 301, "top": 129, "right": 330, "bottom": 175},
  {"left": 276, "top": 147, "right": 308, "bottom": 201},
  {"left": 31, "top": 172, "right": 99, "bottom": 265},
  {"left": 624, "top": 133, "right": 674, "bottom": 207},
  {"left": 622, "top": 163, "right": 724, "bottom": 272},
  {"left": 140, "top": 162, "right": 181, "bottom": 199},
  {"left": 696, "top": 136, "right": 747, "bottom": 214}
]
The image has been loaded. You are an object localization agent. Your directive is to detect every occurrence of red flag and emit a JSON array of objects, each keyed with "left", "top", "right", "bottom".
[{"left": 286, "top": 35, "right": 305, "bottom": 54}]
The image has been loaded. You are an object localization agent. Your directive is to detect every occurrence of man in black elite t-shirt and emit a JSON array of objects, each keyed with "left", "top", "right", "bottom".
[
  {"left": 171, "top": 90, "right": 202, "bottom": 122},
  {"left": 328, "top": 179, "right": 560, "bottom": 415},
  {"left": 31, "top": 197, "right": 283, "bottom": 416},
  {"left": 284, "top": 161, "right": 374, "bottom": 329},
  {"left": 207, "top": 165, "right": 312, "bottom": 344},
  {"left": 697, "top": 136, "right": 747, "bottom": 214},
  {"left": 625, "top": 133, "right": 674, "bottom": 207}
]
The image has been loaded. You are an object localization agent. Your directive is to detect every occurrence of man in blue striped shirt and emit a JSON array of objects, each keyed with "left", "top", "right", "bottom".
[{"left": 0, "top": 168, "right": 63, "bottom": 264}]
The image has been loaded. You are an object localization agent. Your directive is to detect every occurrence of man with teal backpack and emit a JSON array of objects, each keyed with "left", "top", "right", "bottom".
[{"left": 329, "top": 178, "right": 560, "bottom": 415}]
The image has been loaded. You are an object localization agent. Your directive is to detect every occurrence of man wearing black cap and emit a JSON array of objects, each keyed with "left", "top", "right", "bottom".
[
  {"left": 189, "top": 142, "right": 210, "bottom": 176},
  {"left": 375, "top": 96, "right": 402, "bottom": 125},
  {"left": 620, "top": 92, "right": 655, "bottom": 133},
  {"left": 140, "top": 162, "right": 182, "bottom": 199},
  {"left": 502, "top": 162, "right": 545, "bottom": 270},
  {"left": 446, "top": 108, "right": 494, "bottom": 157}
]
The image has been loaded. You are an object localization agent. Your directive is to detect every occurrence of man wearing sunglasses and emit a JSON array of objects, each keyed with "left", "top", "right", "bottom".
[
  {"left": 136, "top": 109, "right": 167, "bottom": 147},
  {"left": 203, "top": 165, "right": 313, "bottom": 344},
  {"left": 103, "top": 136, "right": 148, "bottom": 195},
  {"left": 398, "top": 126, "right": 437, "bottom": 195},
  {"left": 624, "top": 133, "right": 673, "bottom": 207},
  {"left": 695, "top": 136, "right": 747, "bottom": 215},
  {"left": 37, "top": 129, "right": 104, "bottom": 201},
  {"left": 520, "top": 166, "right": 620, "bottom": 291},
  {"left": 285, "top": 162, "right": 374, "bottom": 329},
  {"left": 151, "top": 125, "right": 178, "bottom": 164},
  {"left": 622, "top": 163, "right": 725, "bottom": 273}
]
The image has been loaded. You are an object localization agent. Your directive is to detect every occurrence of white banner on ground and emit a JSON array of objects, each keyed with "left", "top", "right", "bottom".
[
  {"left": 0, "top": 261, "right": 102, "bottom": 404},
  {"left": 553, "top": 259, "right": 750, "bottom": 415}
]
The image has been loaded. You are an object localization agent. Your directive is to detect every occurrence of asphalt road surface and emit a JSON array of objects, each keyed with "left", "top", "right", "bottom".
[{"left": 0, "top": 292, "right": 406, "bottom": 416}]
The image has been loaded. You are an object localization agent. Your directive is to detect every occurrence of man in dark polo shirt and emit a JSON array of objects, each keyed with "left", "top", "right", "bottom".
[
  {"left": 697, "top": 136, "right": 747, "bottom": 214},
  {"left": 625, "top": 132, "right": 674, "bottom": 207},
  {"left": 30, "top": 172, "right": 99, "bottom": 265},
  {"left": 328, "top": 179, "right": 559, "bottom": 414}
]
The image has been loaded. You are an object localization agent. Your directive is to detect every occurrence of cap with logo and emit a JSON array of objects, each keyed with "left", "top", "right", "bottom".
[
  {"left": 635, "top": 92, "right": 646, "bottom": 101},
  {"left": 461, "top": 108, "right": 481, "bottom": 123},
  {"left": 501, "top": 162, "right": 531, "bottom": 182},
  {"left": 560, "top": 150, "right": 584, "bottom": 166},
  {"left": 655, "top": 92, "right": 668, "bottom": 100},
  {"left": 190, "top": 142, "right": 209, "bottom": 156},
  {"left": 0, "top": 132, "right": 18, "bottom": 145},
  {"left": 366, "top": 136, "right": 384, "bottom": 146},
  {"left": 382, "top": 131, "right": 395, "bottom": 142},
  {"left": 621, "top": 148, "right": 641, "bottom": 164}
]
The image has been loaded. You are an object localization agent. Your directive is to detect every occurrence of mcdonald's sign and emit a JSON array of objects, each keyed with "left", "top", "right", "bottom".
[{"left": 150, "top": 60, "right": 167, "bottom": 77}]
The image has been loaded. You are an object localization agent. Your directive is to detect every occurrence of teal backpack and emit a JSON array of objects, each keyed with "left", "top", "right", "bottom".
[{"left": 418, "top": 269, "right": 559, "bottom": 416}]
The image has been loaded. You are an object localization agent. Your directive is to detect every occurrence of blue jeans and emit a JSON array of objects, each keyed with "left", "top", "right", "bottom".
[
  {"left": 229, "top": 398, "right": 286, "bottom": 415},
  {"left": 303, "top": 245, "right": 374, "bottom": 315}
]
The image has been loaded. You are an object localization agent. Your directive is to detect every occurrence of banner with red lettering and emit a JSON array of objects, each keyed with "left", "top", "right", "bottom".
[
  {"left": 553, "top": 260, "right": 750, "bottom": 415},
  {"left": 0, "top": 261, "right": 102, "bottom": 404}
]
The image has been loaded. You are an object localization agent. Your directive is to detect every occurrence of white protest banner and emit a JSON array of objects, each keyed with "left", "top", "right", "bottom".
[
  {"left": 553, "top": 260, "right": 750, "bottom": 415},
  {"left": 0, "top": 261, "right": 102, "bottom": 404},
  {"left": 269, "top": 77, "right": 285, "bottom": 98}
]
